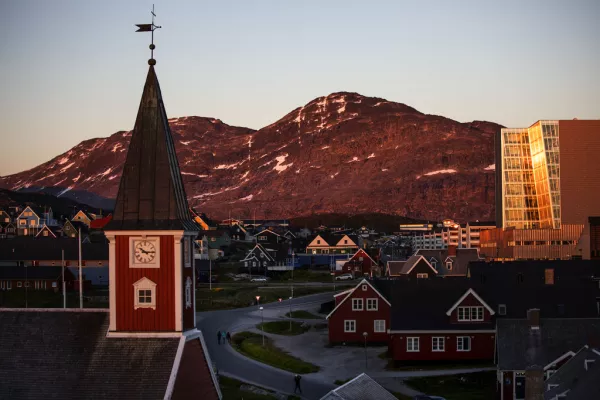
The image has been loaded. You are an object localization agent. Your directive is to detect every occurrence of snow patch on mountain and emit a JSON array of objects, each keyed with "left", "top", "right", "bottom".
[
  {"left": 321, "top": 145, "right": 330, "bottom": 150},
  {"left": 60, "top": 162, "right": 75, "bottom": 173},
  {"left": 367, "top": 153, "right": 375, "bottom": 159},
  {"left": 239, "top": 194, "right": 253, "bottom": 202},
  {"left": 57, "top": 186, "right": 73, "bottom": 197},
  {"left": 57, "top": 156, "right": 70, "bottom": 165},
  {"left": 347, "top": 157, "right": 359, "bottom": 163},
  {"left": 484, "top": 164, "right": 495, "bottom": 171},
  {"left": 214, "top": 161, "right": 242, "bottom": 170},
  {"left": 111, "top": 143, "right": 123, "bottom": 153},
  {"left": 273, "top": 154, "right": 293, "bottom": 173}
]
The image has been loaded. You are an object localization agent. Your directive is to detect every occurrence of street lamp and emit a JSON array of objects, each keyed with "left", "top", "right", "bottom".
[
  {"left": 255, "top": 295, "right": 260, "bottom": 307},
  {"left": 259, "top": 306, "right": 265, "bottom": 347},
  {"left": 363, "top": 332, "right": 368, "bottom": 369},
  {"left": 289, "top": 296, "right": 293, "bottom": 331}
]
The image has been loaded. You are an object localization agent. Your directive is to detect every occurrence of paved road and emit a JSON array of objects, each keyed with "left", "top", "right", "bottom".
[{"left": 197, "top": 292, "right": 337, "bottom": 400}]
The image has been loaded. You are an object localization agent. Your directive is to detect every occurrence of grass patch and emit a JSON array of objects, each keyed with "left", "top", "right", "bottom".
[
  {"left": 196, "top": 284, "right": 335, "bottom": 311},
  {"left": 334, "top": 378, "right": 352, "bottom": 385},
  {"left": 257, "top": 321, "right": 309, "bottom": 336},
  {"left": 0, "top": 288, "right": 108, "bottom": 308},
  {"left": 404, "top": 371, "right": 497, "bottom": 400},
  {"left": 378, "top": 350, "right": 389, "bottom": 360},
  {"left": 284, "top": 310, "right": 322, "bottom": 319},
  {"left": 232, "top": 331, "right": 319, "bottom": 374}
]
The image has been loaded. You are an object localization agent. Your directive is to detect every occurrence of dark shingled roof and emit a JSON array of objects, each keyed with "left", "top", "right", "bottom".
[
  {"left": 0, "top": 237, "right": 108, "bottom": 261},
  {"left": 0, "top": 311, "right": 180, "bottom": 400},
  {"left": 0, "top": 265, "right": 73, "bottom": 280},
  {"left": 320, "top": 373, "right": 397, "bottom": 400},
  {"left": 106, "top": 65, "right": 198, "bottom": 231},
  {"left": 545, "top": 346, "right": 600, "bottom": 399},
  {"left": 496, "top": 318, "right": 600, "bottom": 371}
]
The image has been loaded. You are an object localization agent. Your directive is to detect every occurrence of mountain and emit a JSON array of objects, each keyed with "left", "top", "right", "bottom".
[
  {"left": 0, "top": 92, "right": 501, "bottom": 222},
  {"left": 0, "top": 188, "right": 102, "bottom": 220}
]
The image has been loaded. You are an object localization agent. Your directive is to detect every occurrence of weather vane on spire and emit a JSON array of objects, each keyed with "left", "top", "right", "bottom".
[{"left": 135, "top": 4, "right": 162, "bottom": 65}]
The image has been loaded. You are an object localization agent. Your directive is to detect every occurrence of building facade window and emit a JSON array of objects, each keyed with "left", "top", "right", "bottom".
[
  {"left": 133, "top": 277, "right": 157, "bottom": 310},
  {"left": 446, "top": 261, "right": 452, "bottom": 270},
  {"left": 374, "top": 320, "right": 386, "bottom": 332},
  {"left": 457, "top": 306, "right": 484, "bottom": 321},
  {"left": 457, "top": 336, "right": 471, "bottom": 351},
  {"left": 416, "top": 273, "right": 428, "bottom": 279},
  {"left": 362, "top": 285, "right": 367, "bottom": 291},
  {"left": 498, "top": 304, "right": 507, "bottom": 315},
  {"left": 344, "top": 320, "right": 356, "bottom": 332},
  {"left": 185, "top": 277, "right": 192, "bottom": 309},
  {"left": 366, "top": 298, "right": 378, "bottom": 310},
  {"left": 432, "top": 337, "right": 445, "bottom": 352},
  {"left": 352, "top": 298, "right": 363, "bottom": 311},
  {"left": 407, "top": 337, "right": 420, "bottom": 352},
  {"left": 17, "top": 282, "right": 22, "bottom": 288}
]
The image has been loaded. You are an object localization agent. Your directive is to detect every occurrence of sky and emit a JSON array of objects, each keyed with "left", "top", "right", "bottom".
[{"left": 0, "top": 0, "right": 599, "bottom": 176}]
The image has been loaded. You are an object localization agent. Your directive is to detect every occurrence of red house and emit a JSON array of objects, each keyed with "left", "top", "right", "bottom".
[
  {"left": 388, "top": 281, "right": 496, "bottom": 364},
  {"left": 326, "top": 279, "right": 391, "bottom": 345},
  {"left": 341, "top": 248, "right": 379, "bottom": 277}
]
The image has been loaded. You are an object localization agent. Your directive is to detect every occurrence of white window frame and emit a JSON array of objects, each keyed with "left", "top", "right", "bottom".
[
  {"left": 133, "top": 277, "right": 157, "bottom": 310},
  {"left": 416, "top": 273, "right": 428, "bottom": 279},
  {"left": 185, "top": 277, "right": 192, "bottom": 309},
  {"left": 362, "top": 284, "right": 367, "bottom": 291},
  {"left": 17, "top": 281, "right": 22, "bottom": 288},
  {"left": 374, "top": 320, "right": 386, "bottom": 333},
  {"left": 458, "top": 306, "right": 484, "bottom": 321},
  {"left": 446, "top": 261, "right": 452, "bottom": 270},
  {"left": 7, "top": 281, "right": 11, "bottom": 289},
  {"left": 366, "top": 298, "right": 378, "bottom": 311},
  {"left": 407, "top": 337, "right": 420, "bottom": 352},
  {"left": 352, "top": 298, "right": 364, "bottom": 311},
  {"left": 498, "top": 304, "right": 507, "bottom": 315},
  {"left": 184, "top": 237, "right": 191, "bottom": 268},
  {"left": 457, "top": 336, "right": 471, "bottom": 352},
  {"left": 432, "top": 337, "right": 445, "bottom": 352},
  {"left": 344, "top": 320, "right": 356, "bottom": 332}
]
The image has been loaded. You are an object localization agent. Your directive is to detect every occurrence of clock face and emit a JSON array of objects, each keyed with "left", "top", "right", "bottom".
[{"left": 134, "top": 240, "right": 157, "bottom": 263}]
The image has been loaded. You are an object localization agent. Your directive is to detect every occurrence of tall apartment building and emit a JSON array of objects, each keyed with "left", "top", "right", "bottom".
[
  {"left": 481, "top": 119, "right": 600, "bottom": 260},
  {"left": 412, "top": 221, "right": 495, "bottom": 251}
]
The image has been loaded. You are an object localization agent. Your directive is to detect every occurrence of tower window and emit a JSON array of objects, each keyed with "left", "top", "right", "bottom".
[{"left": 133, "top": 277, "right": 157, "bottom": 310}]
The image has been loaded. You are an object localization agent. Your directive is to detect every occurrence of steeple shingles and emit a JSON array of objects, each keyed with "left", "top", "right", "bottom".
[{"left": 106, "top": 66, "right": 198, "bottom": 231}]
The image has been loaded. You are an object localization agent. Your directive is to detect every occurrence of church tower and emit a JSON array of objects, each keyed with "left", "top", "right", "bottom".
[{"left": 104, "top": 58, "right": 199, "bottom": 334}]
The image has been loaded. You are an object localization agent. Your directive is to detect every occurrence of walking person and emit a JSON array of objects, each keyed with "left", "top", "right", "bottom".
[
  {"left": 217, "top": 330, "right": 221, "bottom": 345},
  {"left": 293, "top": 374, "right": 302, "bottom": 394},
  {"left": 226, "top": 331, "right": 231, "bottom": 344}
]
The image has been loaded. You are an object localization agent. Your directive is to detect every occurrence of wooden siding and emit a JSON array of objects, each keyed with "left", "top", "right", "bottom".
[
  {"left": 328, "top": 283, "right": 390, "bottom": 344},
  {"left": 449, "top": 293, "right": 493, "bottom": 324},
  {"left": 115, "top": 235, "right": 175, "bottom": 331},
  {"left": 389, "top": 332, "right": 495, "bottom": 362}
]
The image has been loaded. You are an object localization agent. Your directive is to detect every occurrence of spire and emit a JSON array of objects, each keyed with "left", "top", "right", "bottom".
[{"left": 106, "top": 65, "right": 197, "bottom": 231}]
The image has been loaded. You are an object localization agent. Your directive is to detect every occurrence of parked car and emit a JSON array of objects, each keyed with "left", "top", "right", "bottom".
[
  {"left": 250, "top": 277, "right": 268, "bottom": 282},
  {"left": 335, "top": 273, "right": 353, "bottom": 281}
]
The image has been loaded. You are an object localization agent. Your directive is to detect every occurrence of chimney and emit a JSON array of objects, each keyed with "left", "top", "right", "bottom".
[
  {"left": 524, "top": 368, "right": 544, "bottom": 400},
  {"left": 448, "top": 245, "right": 457, "bottom": 257},
  {"left": 527, "top": 309, "right": 540, "bottom": 330}
]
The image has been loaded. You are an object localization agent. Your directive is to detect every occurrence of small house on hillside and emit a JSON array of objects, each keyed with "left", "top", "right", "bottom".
[{"left": 306, "top": 233, "right": 359, "bottom": 255}]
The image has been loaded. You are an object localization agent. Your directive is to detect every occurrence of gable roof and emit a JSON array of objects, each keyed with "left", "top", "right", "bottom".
[
  {"left": 393, "top": 255, "right": 437, "bottom": 275},
  {"left": 242, "top": 244, "right": 275, "bottom": 262},
  {"left": 326, "top": 279, "right": 391, "bottom": 319},
  {"left": 0, "top": 311, "right": 180, "bottom": 399},
  {"left": 545, "top": 346, "right": 600, "bottom": 399},
  {"left": 72, "top": 210, "right": 91, "bottom": 221},
  {"left": 17, "top": 206, "right": 41, "bottom": 219},
  {"left": 320, "top": 373, "right": 397, "bottom": 400},
  {"left": 106, "top": 65, "right": 197, "bottom": 232},
  {"left": 350, "top": 248, "right": 377, "bottom": 265},
  {"left": 445, "top": 288, "right": 495, "bottom": 316},
  {"left": 90, "top": 214, "right": 112, "bottom": 229},
  {"left": 255, "top": 229, "right": 281, "bottom": 237},
  {"left": 0, "top": 265, "right": 70, "bottom": 280},
  {"left": 386, "top": 261, "right": 406, "bottom": 276},
  {"left": 0, "top": 237, "right": 108, "bottom": 261},
  {"left": 497, "top": 318, "right": 600, "bottom": 371},
  {"left": 35, "top": 224, "right": 59, "bottom": 238}
]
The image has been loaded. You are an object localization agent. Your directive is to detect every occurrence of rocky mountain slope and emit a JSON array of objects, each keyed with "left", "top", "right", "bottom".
[{"left": 0, "top": 93, "right": 501, "bottom": 222}]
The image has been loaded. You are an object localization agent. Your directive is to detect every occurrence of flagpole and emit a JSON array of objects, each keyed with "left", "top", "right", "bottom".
[
  {"left": 62, "top": 249, "right": 66, "bottom": 309},
  {"left": 79, "top": 227, "right": 83, "bottom": 309}
]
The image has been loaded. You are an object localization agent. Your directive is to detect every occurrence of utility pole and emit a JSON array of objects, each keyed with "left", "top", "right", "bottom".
[
  {"left": 79, "top": 227, "right": 83, "bottom": 309},
  {"left": 62, "top": 249, "right": 66, "bottom": 309},
  {"left": 209, "top": 258, "right": 212, "bottom": 291}
]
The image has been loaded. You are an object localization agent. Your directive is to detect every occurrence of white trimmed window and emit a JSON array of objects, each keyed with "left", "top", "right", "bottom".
[
  {"left": 352, "top": 298, "right": 364, "bottom": 311},
  {"left": 17, "top": 282, "right": 22, "bottom": 288},
  {"left": 407, "top": 337, "right": 420, "bottom": 352},
  {"left": 366, "top": 298, "right": 378, "bottom": 311},
  {"left": 416, "top": 273, "right": 428, "bottom": 279},
  {"left": 133, "top": 277, "right": 157, "bottom": 310},
  {"left": 458, "top": 306, "right": 484, "bottom": 321},
  {"left": 457, "top": 336, "right": 471, "bottom": 351},
  {"left": 374, "top": 320, "right": 386, "bottom": 332},
  {"left": 432, "top": 337, "right": 445, "bottom": 352},
  {"left": 344, "top": 320, "right": 356, "bottom": 332},
  {"left": 184, "top": 237, "right": 191, "bottom": 268},
  {"left": 362, "top": 284, "right": 367, "bottom": 291},
  {"left": 446, "top": 261, "right": 453, "bottom": 270}
]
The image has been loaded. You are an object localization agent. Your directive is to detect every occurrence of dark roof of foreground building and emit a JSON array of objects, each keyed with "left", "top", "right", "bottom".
[
  {"left": 106, "top": 65, "right": 197, "bottom": 231},
  {"left": 0, "top": 310, "right": 220, "bottom": 400},
  {"left": 545, "top": 346, "right": 600, "bottom": 400},
  {"left": 320, "top": 373, "right": 397, "bottom": 400},
  {"left": 496, "top": 318, "right": 600, "bottom": 371},
  {"left": 0, "top": 265, "right": 73, "bottom": 280},
  {"left": 0, "top": 311, "right": 180, "bottom": 400}
]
